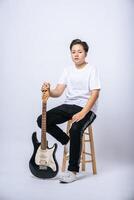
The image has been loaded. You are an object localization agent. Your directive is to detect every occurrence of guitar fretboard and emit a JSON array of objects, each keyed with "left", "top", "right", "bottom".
[{"left": 41, "top": 102, "right": 47, "bottom": 150}]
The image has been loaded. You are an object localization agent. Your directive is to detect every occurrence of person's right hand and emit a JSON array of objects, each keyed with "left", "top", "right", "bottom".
[{"left": 41, "top": 82, "right": 50, "bottom": 99}]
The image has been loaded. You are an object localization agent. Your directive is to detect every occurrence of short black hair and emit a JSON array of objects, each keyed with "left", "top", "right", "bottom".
[{"left": 70, "top": 39, "right": 89, "bottom": 53}]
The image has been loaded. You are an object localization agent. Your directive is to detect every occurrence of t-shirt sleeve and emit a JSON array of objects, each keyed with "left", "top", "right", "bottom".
[
  {"left": 57, "top": 68, "right": 68, "bottom": 85},
  {"left": 89, "top": 66, "right": 101, "bottom": 90}
]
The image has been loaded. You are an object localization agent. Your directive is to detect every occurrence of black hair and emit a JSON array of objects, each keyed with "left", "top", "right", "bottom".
[{"left": 70, "top": 39, "right": 89, "bottom": 53}]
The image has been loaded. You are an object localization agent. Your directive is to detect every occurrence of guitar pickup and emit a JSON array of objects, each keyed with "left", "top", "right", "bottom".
[{"left": 39, "top": 165, "right": 48, "bottom": 170}]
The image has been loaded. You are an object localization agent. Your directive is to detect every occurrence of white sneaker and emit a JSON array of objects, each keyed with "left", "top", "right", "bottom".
[{"left": 59, "top": 171, "right": 76, "bottom": 183}]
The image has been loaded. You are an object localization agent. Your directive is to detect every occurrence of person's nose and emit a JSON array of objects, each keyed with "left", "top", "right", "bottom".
[{"left": 74, "top": 52, "right": 79, "bottom": 58}]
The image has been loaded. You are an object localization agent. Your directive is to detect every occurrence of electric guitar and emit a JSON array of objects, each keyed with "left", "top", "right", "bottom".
[{"left": 29, "top": 87, "right": 59, "bottom": 178}]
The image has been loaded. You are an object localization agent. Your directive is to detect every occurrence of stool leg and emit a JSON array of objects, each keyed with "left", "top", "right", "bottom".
[
  {"left": 89, "top": 126, "right": 97, "bottom": 174},
  {"left": 61, "top": 147, "right": 67, "bottom": 172},
  {"left": 81, "top": 133, "right": 86, "bottom": 171}
]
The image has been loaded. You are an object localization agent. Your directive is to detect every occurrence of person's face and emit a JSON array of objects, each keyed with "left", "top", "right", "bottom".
[{"left": 71, "top": 44, "right": 86, "bottom": 66}]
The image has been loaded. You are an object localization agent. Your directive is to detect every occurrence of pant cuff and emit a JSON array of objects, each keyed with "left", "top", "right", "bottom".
[{"left": 68, "top": 166, "right": 79, "bottom": 172}]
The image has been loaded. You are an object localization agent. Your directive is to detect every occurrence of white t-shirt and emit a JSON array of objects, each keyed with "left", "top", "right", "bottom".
[{"left": 58, "top": 64, "right": 101, "bottom": 114}]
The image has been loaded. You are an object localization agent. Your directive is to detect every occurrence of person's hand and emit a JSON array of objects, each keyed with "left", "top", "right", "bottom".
[
  {"left": 72, "top": 110, "right": 86, "bottom": 123},
  {"left": 41, "top": 82, "right": 50, "bottom": 100},
  {"left": 41, "top": 82, "right": 50, "bottom": 92}
]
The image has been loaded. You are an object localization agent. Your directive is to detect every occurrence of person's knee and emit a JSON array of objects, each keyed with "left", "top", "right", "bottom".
[{"left": 37, "top": 115, "right": 42, "bottom": 128}]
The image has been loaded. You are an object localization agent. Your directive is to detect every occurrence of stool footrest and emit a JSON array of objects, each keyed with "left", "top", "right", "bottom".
[
  {"left": 84, "top": 160, "right": 93, "bottom": 163},
  {"left": 84, "top": 139, "right": 91, "bottom": 142}
]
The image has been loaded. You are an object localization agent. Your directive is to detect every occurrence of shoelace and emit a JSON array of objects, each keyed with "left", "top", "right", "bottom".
[
  {"left": 64, "top": 171, "right": 75, "bottom": 178},
  {"left": 66, "top": 172, "right": 72, "bottom": 177}
]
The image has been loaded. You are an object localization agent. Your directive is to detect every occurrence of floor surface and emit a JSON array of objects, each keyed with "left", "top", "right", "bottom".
[{"left": 0, "top": 138, "right": 134, "bottom": 200}]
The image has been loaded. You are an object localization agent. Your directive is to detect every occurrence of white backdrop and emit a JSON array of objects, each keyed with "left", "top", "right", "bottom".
[
  {"left": 0, "top": 1, "right": 134, "bottom": 199},
  {"left": 0, "top": 0, "right": 134, "bottom": 179}
]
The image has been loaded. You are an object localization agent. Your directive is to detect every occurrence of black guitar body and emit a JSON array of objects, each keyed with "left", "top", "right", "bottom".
[{"left": 29, "top": 132, "right": 59, "bottom": 179}]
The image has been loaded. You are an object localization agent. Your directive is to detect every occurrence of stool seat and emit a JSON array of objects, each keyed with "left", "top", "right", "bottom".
[{"left": 61, "top": 120, "right": 97, "bottom": 174}]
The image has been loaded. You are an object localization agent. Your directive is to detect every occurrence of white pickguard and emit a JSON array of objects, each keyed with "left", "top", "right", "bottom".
[{"left": 35, "top": 145, "right": 56, "bottom": 171}]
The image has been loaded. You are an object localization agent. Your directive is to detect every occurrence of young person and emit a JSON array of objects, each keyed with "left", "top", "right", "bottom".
[{"left": 37, "top": 39, "right": 101, "bottom": 183}]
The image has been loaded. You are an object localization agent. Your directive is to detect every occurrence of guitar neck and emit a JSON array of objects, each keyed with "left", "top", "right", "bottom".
[{"left": 41, "top": 102, "right": 47, "bottom": 150}]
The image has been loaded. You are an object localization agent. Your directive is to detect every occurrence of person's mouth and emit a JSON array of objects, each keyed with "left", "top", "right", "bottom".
[{"left": 74, "top": 58, "right": 79, "bottom": 61}]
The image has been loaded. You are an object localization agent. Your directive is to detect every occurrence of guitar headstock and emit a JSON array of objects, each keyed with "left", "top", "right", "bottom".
[{"left": 42, "top": 86, "right": 49, "bottom": 103}]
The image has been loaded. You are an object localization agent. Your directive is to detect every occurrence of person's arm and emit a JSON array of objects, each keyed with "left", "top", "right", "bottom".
[
  {"left": 72, "top": 89, "right": 100, "bottom": 123},
  {"left": 50, "top": 84, "right": 66, "bottom": 97},
  {"left": 41, "top": 82, "right": 66, "bottom": 98}
]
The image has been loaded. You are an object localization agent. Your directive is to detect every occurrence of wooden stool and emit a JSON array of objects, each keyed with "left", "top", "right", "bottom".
[{"left": 61, "top": 120, "right": 97, "bottom": 174}]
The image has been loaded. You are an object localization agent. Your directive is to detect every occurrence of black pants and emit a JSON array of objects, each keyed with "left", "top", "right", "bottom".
[{"left": 37, "top": 104, "right": 96, "bottom": 172}]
